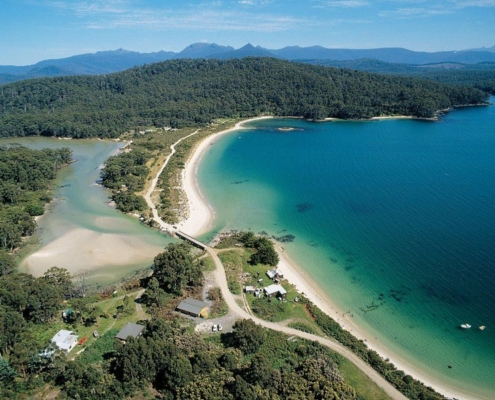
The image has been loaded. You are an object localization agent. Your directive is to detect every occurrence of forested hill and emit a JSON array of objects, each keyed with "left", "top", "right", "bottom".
[{"left": 0, "top": 58, "right": 488, "bottom": 138}]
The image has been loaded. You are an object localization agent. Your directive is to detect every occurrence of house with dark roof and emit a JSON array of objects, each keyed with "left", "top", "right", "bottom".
[
  {"left": 176, "top": 297, "right": 209, "bottom": 318},
  {"left": 115, "top": 322, "right": 145, "bottom": 342}
]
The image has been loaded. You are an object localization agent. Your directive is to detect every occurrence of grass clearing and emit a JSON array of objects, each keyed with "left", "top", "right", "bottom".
[
  {"left": 339, "top": 358, "right": 393, "bottom": 400},
  {"left": 200, "top": 254, "right": 216, "bottom": 272},
  {"left": 31, "top": 289, "right": 149, "bottom": 357},
  {"left": 217, "top": 249, "right": 246, "bottom": 295}
]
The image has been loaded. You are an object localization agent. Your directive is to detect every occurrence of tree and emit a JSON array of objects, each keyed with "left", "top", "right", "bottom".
[
  {"left": 161, "top": 353, "right": 193, "bottom": 390},
  {"left": 0, "top": 251, "right": 15, "bottom": 276},
  {"left": 141, "top": 277, "right": 169, "bottom": 308},
  {"left": 0, "top": 356, "right": 17, "bottom": 384},
  {"left": 153, "top": 243, "right": 202, "bottom": 295},
  {"left": 43, "top": 266, "right": 73, "bottom": 298},
  {"left": 74, "top": 269, "right": 91, "bottom": 297},
  {"left": 249, "top": 237, "right": 279, "bottom": 266},
  {"left": 244, "top": 352, "right": 273, "bottom": 389},
  {"left": 0, "top": 306, "right": 27, "bottom": 354},
  {"left": 230, "top": 319, "right": 266, "bottom": 354},
  {"left": 238, "top": 232, "right": 280, "bottom": 266}
]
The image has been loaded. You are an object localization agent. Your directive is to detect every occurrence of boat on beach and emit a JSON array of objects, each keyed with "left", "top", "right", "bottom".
[{"left": 460, "top": 324, "right": 471, "bottom": 329}]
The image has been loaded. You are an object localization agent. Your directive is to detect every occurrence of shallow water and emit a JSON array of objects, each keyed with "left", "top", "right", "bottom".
[
  {"left": 1, "top": 137, "right": 174, "bottom": 287},
  {"left": 198, "top": 100, "right": 495, "bottom": 398}
]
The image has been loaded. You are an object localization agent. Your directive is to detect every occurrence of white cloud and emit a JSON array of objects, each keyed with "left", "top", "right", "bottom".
[
  {"left": 47, "top": 0, "right": 129, "bottom": 15},
  {"left": 451, "top": 0, "right": 495, "bottom": 7},
  {"left": 238, "top": 0, "right": 273, "bottom": 4},
  {"left": 44, "top": 0, "right": 307, "bottom": 32},
  {"left": 379, "top": 6, "right": 453, "bottom": 17},
  {"left": 315, "top": 0, "right": 370, "bottom": 7}
]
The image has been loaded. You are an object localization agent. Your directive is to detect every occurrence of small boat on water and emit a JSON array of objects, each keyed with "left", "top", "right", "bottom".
[
  {"left": 460, "top": 324, "right": 471, "bottom": 329},
  {"left": 479, "top": 326, "right": 486, "bottom": 331}
]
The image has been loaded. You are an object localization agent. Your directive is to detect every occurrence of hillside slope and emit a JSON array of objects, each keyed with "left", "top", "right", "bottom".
[{"left": 0, "top": 58, "right": 488, "bottom": 138}]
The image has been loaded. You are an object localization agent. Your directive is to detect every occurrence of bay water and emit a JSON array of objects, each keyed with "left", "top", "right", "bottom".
[{"left": 198, "top": 99, "right": 495, "bottom": 398}]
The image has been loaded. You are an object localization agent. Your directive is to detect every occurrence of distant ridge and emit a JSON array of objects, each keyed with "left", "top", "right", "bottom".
[
  {"left": 178, "top": 43, "right": 233, "bottom": 58},
  {"left": 208, "top": 43, "right": 276, "bottom": 59},
  {"left": 1, "top": 42, "right": 495, "bottom": 84},
  {"left": 463, "top": 45, "right": 495, "bottom": 53}
]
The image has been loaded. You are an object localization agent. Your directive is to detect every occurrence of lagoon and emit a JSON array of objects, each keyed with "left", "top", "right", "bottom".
[
  {"left": 0, "top": 137, "right": 174, "bottom": 288},
  {"left": 197, "top": 99, "right": 495, "bottom": 399}
]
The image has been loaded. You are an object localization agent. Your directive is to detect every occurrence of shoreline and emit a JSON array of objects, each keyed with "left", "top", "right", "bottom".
[
  {"left": 179, "top": 117, "right": 482, "bottom": 400},
  {"left": 177, "top": 116, "right": 273, "bottom": 236}
]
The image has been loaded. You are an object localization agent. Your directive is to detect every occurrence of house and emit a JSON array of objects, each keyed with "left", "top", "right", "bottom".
[
  {"left": 115, "top": 323, "right": 145, "bottom": 342},
  {"left": 264, "top": 284, "right": 288, "bottom": 299},
  {"left": 51, "top": 330, "right": 78, "bottom": 353},
  {"left": 176, "top": 297, "right": 209, "bottom": 318},
  {"left": 245, "top": 285, "right": 256, "bottom": 294}
]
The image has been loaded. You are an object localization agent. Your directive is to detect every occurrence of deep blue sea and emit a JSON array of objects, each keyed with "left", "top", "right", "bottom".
[{"left": 198, "top": 98, "right": 495, "bottom": 398}]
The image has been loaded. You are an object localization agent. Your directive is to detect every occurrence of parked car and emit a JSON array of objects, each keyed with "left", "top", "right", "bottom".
[
  {"left": 217, "top": 323, "right": 223, "bottom": 331},
  {"left": 212, "top": 324, "right": 217, "bottom": 332}
]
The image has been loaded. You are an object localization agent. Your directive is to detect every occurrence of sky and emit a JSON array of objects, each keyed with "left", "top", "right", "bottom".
[{"left": 1, "top": 0, "right": 494, "bottom": 65}]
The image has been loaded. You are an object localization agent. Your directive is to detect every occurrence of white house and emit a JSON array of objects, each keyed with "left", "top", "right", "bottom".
[
  {"left": 264, "top": 284, "right": 287, "bottom": 299},
  {"left": 51, "top": 330, "right": 78, "bottom": 353}
]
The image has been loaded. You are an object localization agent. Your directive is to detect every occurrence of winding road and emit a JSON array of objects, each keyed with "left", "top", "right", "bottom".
[
  {"left": 143, "top": 129, "right": 200, "bottom": 233},
  {"left": 143, "top": 129, "right": 408, "bottom": 400}
]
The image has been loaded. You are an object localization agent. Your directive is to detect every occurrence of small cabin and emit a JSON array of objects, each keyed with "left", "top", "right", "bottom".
[
  {"left": 245, "top": 285, "right": 256, "bottom": 294},
  {"left": 176, "top": 297, "right": 209, "bottom": 318},
  {"left": 266, "top": 269, "right": 277, "bottom": 279},
  {"left": 115, "top": 323, "right": 145, "bottom": 342}
]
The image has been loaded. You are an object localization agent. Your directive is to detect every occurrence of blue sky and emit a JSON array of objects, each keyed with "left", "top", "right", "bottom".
[{"left": 1, "top": 0, "right": 494, "bottom": 65}]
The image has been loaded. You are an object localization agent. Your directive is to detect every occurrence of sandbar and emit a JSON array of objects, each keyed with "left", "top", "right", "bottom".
[{"left": 20, "top": 227, "right": 162, "bottom": 277}]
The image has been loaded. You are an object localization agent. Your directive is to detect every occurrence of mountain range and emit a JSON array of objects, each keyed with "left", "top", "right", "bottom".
[{"left": 1, "top": 43, "right": 495, "bottom": 84}]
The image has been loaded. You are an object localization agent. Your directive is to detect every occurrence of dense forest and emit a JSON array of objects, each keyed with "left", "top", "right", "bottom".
[
  {"left": 303, "top": 59, "right": 495, "bottom": 94},
  {"left": 0, "top": 145, "right": 72, "bottom": 256},
  {"left": 0, "top": 58, "right": 488, "bottom": 138}
]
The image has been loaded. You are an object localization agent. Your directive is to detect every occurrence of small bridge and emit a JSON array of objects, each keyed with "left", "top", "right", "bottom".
[{"left": 175, "top": 230, "right": 207, "bottom": 250}]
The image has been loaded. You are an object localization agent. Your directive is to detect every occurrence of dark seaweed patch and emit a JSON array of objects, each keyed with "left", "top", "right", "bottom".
[
  {"left": 273, "top": 234, "right": 295, "bottom": 243},
  {"left": 420, "top": 283, "right": 470, "bottom": 306},
  {"left": 296, "top": 202, "right": 313, "bottom": 213}
]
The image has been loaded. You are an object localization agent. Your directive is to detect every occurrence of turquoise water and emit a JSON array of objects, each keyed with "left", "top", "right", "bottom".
[
  {"left": 198, "top": 100, "right": 495, "bottom": 398},
  {"left": 0, "top": 137, "right": 173, "bottom": 286}
]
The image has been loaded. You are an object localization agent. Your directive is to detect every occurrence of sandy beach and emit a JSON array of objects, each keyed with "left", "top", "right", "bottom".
[
  {"left": 177, "top": 117, "right": 272, "bottom": 236},
  {"left": 179, "top": 117, "right": 478, "bottom": 400}
]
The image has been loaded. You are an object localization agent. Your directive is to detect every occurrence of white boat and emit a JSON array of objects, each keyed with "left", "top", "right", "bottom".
[
  {"left": 460, "top": 324, "right": 471, "bottom": 329},
  {"left": 479, "top": 325, "right": 486, "bottom": 331}
]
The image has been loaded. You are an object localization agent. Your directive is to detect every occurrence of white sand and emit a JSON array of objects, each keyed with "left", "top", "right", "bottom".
[
  {"left": 21, "top": 227, "right": 163, "bottom": 277},
  {"left": 179, "top": 117, "right": 479, "bottom": 400}
]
